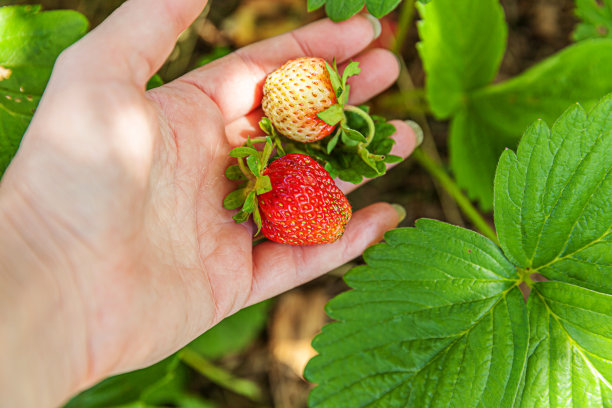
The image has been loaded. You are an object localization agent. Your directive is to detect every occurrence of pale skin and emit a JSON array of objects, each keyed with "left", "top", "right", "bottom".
[{"left": 0, "top": 1, "right": 419, "bottom": 406}]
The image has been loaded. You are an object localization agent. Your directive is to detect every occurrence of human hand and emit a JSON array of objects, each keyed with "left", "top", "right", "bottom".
[{"left": 0, "top": 0, "right": 419, "bottom": 406}]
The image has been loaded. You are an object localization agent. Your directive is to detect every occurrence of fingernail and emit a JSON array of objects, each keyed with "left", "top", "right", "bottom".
[
  {"left": 405, "top": 120, "right": 424, "bottom": 147},
  {"left": 363, "top": 13, "right": 382, "bottom": 40},
  {"left": 391, "top": 203, "right": 406, "bottom": 223}
]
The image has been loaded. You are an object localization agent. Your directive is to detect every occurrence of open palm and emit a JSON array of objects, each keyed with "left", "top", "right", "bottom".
[{"left": 0, "top": 0, "right": 417, "bottom": 403}]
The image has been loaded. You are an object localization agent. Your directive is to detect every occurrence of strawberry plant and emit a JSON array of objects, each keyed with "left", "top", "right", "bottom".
[
  {"left": 303, "top": 1, "right": 612, "bottom": 406},
  {"left": 306, "top": 93, "right": 612, "bottom": 407},
  {"left": 307, "top": 0, "right": 429, "bottom": 22},
  {"left": 416, "top": 0, "right": 612, "bottom": 210}
]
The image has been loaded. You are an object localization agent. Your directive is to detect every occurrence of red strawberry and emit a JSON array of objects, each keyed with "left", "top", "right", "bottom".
[
  {"left": 257, "top": 153, "right": 352, "bottom": 245},
  {"left": 262, "top": 57, "right": 338, "bottom": 143}
]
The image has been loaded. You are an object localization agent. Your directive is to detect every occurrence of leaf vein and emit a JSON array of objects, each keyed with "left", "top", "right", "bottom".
[{"left": 530, "top": 130, "right": 607, "bottom": 265}]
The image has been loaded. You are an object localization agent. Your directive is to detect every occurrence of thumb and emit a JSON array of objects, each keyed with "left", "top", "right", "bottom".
[
  {"left": 246, "top": 202, "right": 405, "bottom": 307},
  {"left": 63, "top": 0, "right": 208, "bottom": 85}
]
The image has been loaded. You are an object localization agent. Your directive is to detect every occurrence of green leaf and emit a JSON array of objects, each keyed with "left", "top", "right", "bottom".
[
  {"left": 0, "top": 5, "right": 88, "bottom": 175},
  {"left": 254, "top": 175, "right": 272, "bottom": 194},
  {"left": 146, "top": 74, "right": 163, "bottom": 90},
  {"left": 287, "top": 110, "right": 396, "bottom": 184},
  {"left": 469, "top": 40, "right": 612, "bottom": 136},
  {"left": 253, "top": 205, "right": 262, "bottom": 236},
  {"left": 365, "top": 0, "right": 402, "bottom": 18},
  {"left": 340, "top": 61, "right": 360, "bottom": 90},
  {"left": 242, "top": 191, "right": 256, "bottom": 213},
  {"left": 384, "top": 154, "right": 403, "bottom": 163},
  {"left": 65, "top": 357, "right": 215, "bottom": 408},
  {"left": 357, "top": 148, "right": 379, "bottom": 172},
  {"left": 259, "top": 117, "right": 274, "bottom": 135},
  {"left": 229, "top": 146, "right": 258, "bottom": 158},
  {"left": 336, "top": 115, "right": 396, "bottom": 183},
  {"left": 308, "top": 0, "right": 327, "bottom": 12},
  {"left": 337, "top": 168, "right": 361, "bottom": 184},
  {"left": 326, "top": 128, "right": 341, "bottom": 154},
  {"left": 223, "top": 188, "right": 247, "bottom": 210},
  {"left": 324, "top": 162, "right": 338, "bottom": 179},
  {"left": 142, "top": 364, "right": 215, "bottom": 408},
  {"left": 573, "top": 0, "right": 612, "bottom": 41},
  {"left": 343, "top": 127, "right": 366, "bottom": 143},
  {"left": 232, "top": 210, "right": 250, "bottom": 223},
  {"left": 339, "top": 128, "right": 360, "bottom": 147},
  {"left": 246, "top": 155, "right": 261, "bottom": 175},
  {"left": 261, "top": 137, "right": 273, "bottom": 165},
  {"left": 324, "top": 61, "right": 342, "bottom": 96},
  {"left": 448, "top": 108, "right": 511, "bottom": 210},
  {"left": 452, "top": 39, "right": 612, "bottom": 209},
  {"left": 338, "top": 84, "right": 350, "bottom": 106},
  {"left": 519, "top": 281, "right": 612, "bottom": 407},
  {"left": 317, "top": 104, "right": 344, "bottom": 126},
  {"left": 224, "top": 165, "right": 247, "bottom": 181},
  {"left": 306, "top": 219, "right": 528, "bottom": 407},
  {"left": 188, "top": 301, "right": 271, "bottom": 359},
  {"left": 495, "top": 95, "right": 612, "bottom": 294},
  {"left": 324, "top": 0, "right": 365, "bottom": 22},
  {"left": 64, "top": 357, "right": 181, "bottom": 408},
  {"left": 416, "top": 0, "right": 507, "bottom": 119}
]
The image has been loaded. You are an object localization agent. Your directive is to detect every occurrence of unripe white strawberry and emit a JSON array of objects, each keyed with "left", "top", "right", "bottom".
[{"left": 262, "top": 57, "right": 337, "bottom": 143}]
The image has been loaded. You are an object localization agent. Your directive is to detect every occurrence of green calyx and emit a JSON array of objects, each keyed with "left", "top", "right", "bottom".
[
  {"left": 223, "top": 136, "right": 277, "bottom": 235},
  {"left": 316, "top": 60, "right": 387, "bottom": 174},
  {"left": 258, "top": 117, "right": 286, "bottom": 155}
]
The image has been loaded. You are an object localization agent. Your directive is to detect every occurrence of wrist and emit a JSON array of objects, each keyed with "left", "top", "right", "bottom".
[{"left": 0, "top": 185, "right": 90, "bottom": 407}]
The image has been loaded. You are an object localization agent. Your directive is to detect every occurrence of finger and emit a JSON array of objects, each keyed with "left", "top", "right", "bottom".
[
  {"left": 224, "top": 48, "right": 400, "bottom": 145},
  {"left": 246, "top": 202, "right": 402, "bottom": 306},
  {"left": 176, "top": 14, "right": 380, "bottom": 123},
  {"left": 224, "top": 108, "right": 265, "bottom": 146},
  {"left": 336, "top": 120, "right": 421, "bottom": 194},
  {"left": 65, "top": 0, "right": 208, "bottom": 85}
]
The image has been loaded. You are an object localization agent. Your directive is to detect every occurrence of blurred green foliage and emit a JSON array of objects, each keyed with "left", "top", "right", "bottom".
[
  {"left": 65, "top": 302, "right": 270, "bottom": 407},
  {"left": 0, "top": 5, "right": 87, "bottom": 175},
  {"left": 574, "top": 0, "right": 612, "bottom": 41}
]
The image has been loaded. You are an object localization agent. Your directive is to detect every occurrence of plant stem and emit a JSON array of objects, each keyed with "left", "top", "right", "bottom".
[
  {"left": 393, "top": 0, "right": 416, "bottom": 54},
  {"left": 395, "top": 57, "right": 465, "bottom": 226},
  {"left": 519, "top": 268, "right": 534, "bottom": 288},
  {"left": 178, "top": 347, "right": 262, "bottom": 402},
  {"left": 411, "top": 148, "right": 500, "bottom": 246},
  {"left": 238, "top": 157, "right": 254, "bottom": 181},
  {"left": 344, "top": 105, "right": 375, "bottom": 146}
]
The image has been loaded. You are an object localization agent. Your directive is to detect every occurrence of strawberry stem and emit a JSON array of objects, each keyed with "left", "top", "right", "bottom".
[
  {"left": 238, "top": 157, "right": 255, "bottom": 181},
  {"left": 344, "top": 105, "right": 375, "bottom": 147}
]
